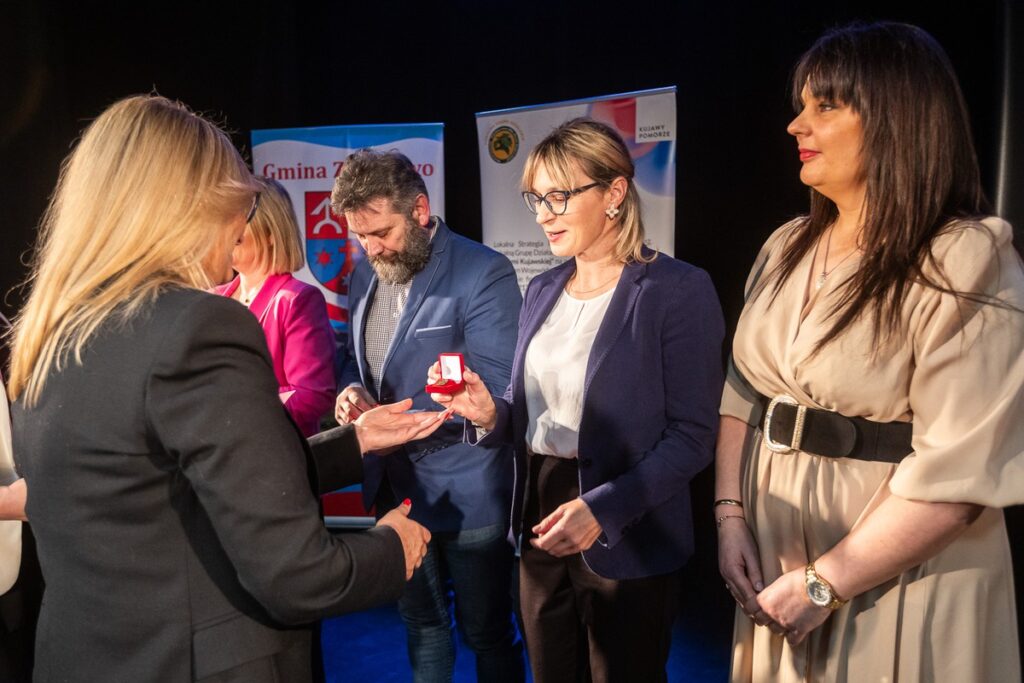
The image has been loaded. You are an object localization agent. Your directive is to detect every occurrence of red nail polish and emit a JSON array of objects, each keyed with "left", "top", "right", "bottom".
[{"left": 402, "top": 498, "right": 411, "bottom": 506}]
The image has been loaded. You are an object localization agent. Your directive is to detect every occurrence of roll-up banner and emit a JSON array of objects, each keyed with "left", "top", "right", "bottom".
[
  {"left": 251, "top": 123, "right": 445, "bottom": 334},
  {"left": 476, "top": 87, "right": 676, "bottom": 290}
]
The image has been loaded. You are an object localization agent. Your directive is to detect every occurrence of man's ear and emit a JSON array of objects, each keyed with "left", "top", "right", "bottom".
[{"left": 411, "top": 194, "right": 432, "bottom": 227}]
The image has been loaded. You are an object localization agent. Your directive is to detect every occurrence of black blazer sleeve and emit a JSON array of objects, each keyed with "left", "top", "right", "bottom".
[
  {"left": 145, "top": 294, "right": 404, "bottom": 624},
  {"left": 307, "top": 426, "right": 364, "bottom": 494}
]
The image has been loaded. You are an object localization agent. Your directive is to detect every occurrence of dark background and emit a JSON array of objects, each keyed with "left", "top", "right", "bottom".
[{"left": 1, "top": 0, "right": 1021, "bottom": 675}]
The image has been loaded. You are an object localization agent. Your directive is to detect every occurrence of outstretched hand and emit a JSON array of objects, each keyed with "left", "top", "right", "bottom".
[
  {"left": 426, "top": 363, "right": 498, "bottom": 430},
  {"left": 354, "top": 399, "right": 452, "bottom": 454}
]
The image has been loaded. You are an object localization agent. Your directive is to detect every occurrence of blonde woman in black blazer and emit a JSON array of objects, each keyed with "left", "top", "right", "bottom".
[{"left": 7, "top": 95, "right": 443, "bottom": 683}]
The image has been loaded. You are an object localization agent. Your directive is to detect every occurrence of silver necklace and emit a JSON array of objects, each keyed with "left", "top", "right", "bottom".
[{"left": 815, "top": 228, "right": 857, "bottom": 290}]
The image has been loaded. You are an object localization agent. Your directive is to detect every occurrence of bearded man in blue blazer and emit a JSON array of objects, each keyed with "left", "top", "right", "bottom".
[{"left": 332, "top": 150, "right": 525, "bottom": 682}]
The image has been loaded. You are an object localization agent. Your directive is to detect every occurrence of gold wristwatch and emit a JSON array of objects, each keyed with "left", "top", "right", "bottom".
[{"left": 805, "top": 562, "right": 848, "bottom": 610}]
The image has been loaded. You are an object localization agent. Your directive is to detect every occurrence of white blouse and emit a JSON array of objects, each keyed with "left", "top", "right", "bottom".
[{"left": 524, "top": 287, "right": 615, "bottom": 458}]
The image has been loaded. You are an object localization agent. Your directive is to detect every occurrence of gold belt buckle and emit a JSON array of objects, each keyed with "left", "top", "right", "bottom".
[{"left": 764, "top": 394, "right": 807, "bottom": 453}]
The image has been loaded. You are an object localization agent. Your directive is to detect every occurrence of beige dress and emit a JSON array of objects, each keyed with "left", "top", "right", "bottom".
[{"left": 721, "top": 216, "right": 1024, "bottom": 683}]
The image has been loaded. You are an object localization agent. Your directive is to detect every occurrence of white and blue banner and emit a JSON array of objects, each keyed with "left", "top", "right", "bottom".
[
  {"left": 251, "top": 123, "right": 445, "bottom": 333},
  {"left": 476, "top": 87, "right": 676, "bottom": 290}
]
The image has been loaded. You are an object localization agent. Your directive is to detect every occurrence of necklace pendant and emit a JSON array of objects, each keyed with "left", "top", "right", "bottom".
[{"left": 815, "top": 273, "right": 827, "bottom": 290}]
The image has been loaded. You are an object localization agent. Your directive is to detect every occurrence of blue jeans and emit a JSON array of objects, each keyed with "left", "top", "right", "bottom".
[{"left": 397, "top": 523, "right": 525, "bottom": 683}]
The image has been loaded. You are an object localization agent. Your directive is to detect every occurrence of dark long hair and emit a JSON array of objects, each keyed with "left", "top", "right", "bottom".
[{"left": 762, "top": 22, "right": 992, "bottom": 351}]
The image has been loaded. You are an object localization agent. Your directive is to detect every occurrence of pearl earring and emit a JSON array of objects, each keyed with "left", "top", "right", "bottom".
[{"left": 605, "top": 206, "right": 620, "bottom": 219}]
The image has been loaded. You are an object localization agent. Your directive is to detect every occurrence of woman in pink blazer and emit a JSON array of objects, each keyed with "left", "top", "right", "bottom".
[{"left": 216, "top": 177, "right": 337, "bottom": 436}]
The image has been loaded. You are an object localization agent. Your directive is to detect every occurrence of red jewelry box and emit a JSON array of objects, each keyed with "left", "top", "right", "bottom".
[{"left": 425, "top": 353, "right": 465, "bottom": 394}]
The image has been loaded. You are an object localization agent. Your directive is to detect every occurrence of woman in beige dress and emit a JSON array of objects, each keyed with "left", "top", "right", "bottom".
[{"left": 716, "top": 22, "right": 1024, "bottom": 682}]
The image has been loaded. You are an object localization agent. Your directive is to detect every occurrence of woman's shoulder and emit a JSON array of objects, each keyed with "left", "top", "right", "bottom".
[
  {"left": 643, "top": 252, "right": 714, "bottom": 291},
  {"left": 930, "top": 216, "right": 1013, "bottom": 259},
  {"left": 907, "top": 216, "right": 1024, "bottom": 318},
  {"left": 157, "top": 285, "right": 245, "bottom": 314},
  {"left": 146, "top": 288, "right": 269, "bottom": 363},
  {"left": 276, "top": 273, "right": 323, "bottom": 296},
  {"left": 74, "top": 288, "right": 261, "bottom": 374},
  {"left": 636, "top": 255, "right": 724, "bottom": 332},
  {"left": 923, "top": 216, "right": 1016, "bottom": 284},
  {"left": 256, "top": 274, "right": 327, "bottom": 311},
  {"left": 646, "top": 251, "right": 700, "bottom": 274},
  {"left": 149, "top": 287, "right": 257, "bottom": 337},
  {"left": 761, "top": 217, "right": 806, "bottom": 255}
]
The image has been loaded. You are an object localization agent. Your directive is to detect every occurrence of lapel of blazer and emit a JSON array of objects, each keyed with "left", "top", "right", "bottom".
[
  {"left": 583, "top": 258, "right": 646, "bottom": 394},
  {"left": 351, "top": 267, "right": 378, "bottom": 389},
  {"left": 378, "top": 219, "right": 451, "bottom": 382},
  {"left": 250, "top": 273, "right": 291, "bottom": 325}
]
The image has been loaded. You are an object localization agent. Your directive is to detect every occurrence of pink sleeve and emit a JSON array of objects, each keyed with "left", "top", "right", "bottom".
[{"left": 277, "top": 285, "right": 338, "bottom": 436}]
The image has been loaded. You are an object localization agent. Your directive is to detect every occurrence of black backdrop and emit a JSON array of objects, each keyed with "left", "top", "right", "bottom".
[{"left": 1, "top": 0, "right": 1021, "bottom": 672}]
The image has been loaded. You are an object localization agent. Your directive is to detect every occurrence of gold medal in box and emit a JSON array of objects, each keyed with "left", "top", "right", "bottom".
[{"left": 425, "top": 353, "right": 465, "bottom": 394}]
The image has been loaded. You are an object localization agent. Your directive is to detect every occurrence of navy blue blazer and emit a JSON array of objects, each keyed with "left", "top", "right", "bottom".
[
  {"left": 341, "top": 220, "right": 522, "bottom": 531},
  {"left": 478, "top": 251, "right": 724, "bottom": 579}
]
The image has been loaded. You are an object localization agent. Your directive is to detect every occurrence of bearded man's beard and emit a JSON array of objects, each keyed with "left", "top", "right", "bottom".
[{"left": 368, "top": 218, "right": 432, "bottom": 285}]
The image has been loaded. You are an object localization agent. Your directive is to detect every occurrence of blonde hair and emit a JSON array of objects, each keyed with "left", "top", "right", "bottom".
[
  {"left": 7, "top": 95, "right": 257, "bottom": 405},
  {"left": 246, "top": 177, "right": 304, "bottom": 275},
  {"left": 522, "top": 117, "right": 653, "bottom": 264}
]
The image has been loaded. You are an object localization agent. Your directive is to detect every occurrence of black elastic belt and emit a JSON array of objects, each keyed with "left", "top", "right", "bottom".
[{"left": 758, "top": 394, "right": 913, "bottom": 464}]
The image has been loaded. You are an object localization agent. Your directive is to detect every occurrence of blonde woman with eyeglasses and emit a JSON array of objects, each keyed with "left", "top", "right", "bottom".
[
  {"left": 432, "top": 117, "right": 725, "bottom": 682},
  {"left": 6, "top": 95, "right": 442, "bottom": 683}
]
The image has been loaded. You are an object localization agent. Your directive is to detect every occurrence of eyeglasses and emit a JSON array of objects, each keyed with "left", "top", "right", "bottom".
[
  {"left": 245, "top": 192, "right": 262, "bottom": 224},
  {"left": 521, "top": 182, "right": 601, "bottom": 216}
]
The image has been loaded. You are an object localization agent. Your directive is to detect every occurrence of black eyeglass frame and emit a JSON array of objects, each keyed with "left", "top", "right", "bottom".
[
  {"left": 245, "top": 192, "right": 262, "bottom": 224},
  {"left": 521, "top": 182, "right": 602, "bottom": 216}
]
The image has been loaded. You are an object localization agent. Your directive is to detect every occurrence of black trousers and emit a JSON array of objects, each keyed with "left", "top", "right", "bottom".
[{"left": 519, "top": 454, "right": 679, "bottom": 683}]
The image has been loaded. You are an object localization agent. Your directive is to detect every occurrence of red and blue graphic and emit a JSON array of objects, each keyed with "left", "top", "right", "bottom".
[
  {"left": 588, "top": 97, "right": 674, "bottom": 194},
  {"left": 252, "top": 123, "right": 444, "bottom": 337},
  {"left": 304, "top": 191, "right": 358, "bottom": 332}
]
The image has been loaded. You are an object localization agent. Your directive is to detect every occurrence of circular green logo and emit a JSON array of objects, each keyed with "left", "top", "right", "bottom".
[{"left": 488, "top": 125, "right": 519, "bottom": 164}]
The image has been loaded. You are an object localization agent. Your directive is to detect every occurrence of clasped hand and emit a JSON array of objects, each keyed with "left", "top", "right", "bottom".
[
  {"left": 755, "top": 567, "right": 831, "bottom": 645},
  {"left": 718, "top": 518, "right": 830, "bottom": 644},
  {"left": 530, "top": 498, "right": 602, "bottom": 557}
]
